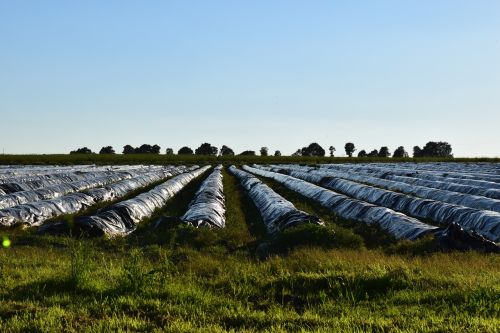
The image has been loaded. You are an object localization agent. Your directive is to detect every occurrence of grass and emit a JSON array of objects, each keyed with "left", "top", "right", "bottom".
[{"left": 0, "top": 165, "right": 498, "bottom": 331}]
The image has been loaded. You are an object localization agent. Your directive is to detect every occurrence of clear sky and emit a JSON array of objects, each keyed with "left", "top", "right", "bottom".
[{"left": 1, "top": 1, "right": 499, "bottom": 157}]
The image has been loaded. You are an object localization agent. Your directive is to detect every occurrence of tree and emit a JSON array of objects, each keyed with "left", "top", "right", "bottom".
[
  {"left": 178, "top": 146, "right": 194, "bottom": 155},
  {"left": 151, "top": 144, "right": 161, "bottom": 154},
  {"left": 413, "top": 146, "right": 422, "bottom": 158},
  {"left": 123, "top": 145, "right": 135, "bottom": 154},
  {"left": 260, "top": 147, "right": 269, "bottom": 156},
  {"left": 239, "top": 150, "right": 256, "bottom": 156},
  {"left": 358, "top": 150, "right": 367, "bottom": 157},
  {"left": 378, "top": 146, "right": 391, "bottom": 158},
  {"left": 136, "top": 144, "right": 153, "bottom": 154},
  {"left": 165, "top": 148, "right": 174, "bottom": 155},
  {"left": 70, "top": 147, "right": 94, "bottom": 154},
  {"left": 123, "top": 144, "right": 161, "bottom": 154},
  {"left": 274, "top": 150, "right": 281, "bottom": 157},
  {"left": 292, "top": 149, "right": 302, "bottom": 156},
  {"left": 195, "top": 143, "right": 218, "bottom": 156},
  {"left": 345, "top": 142, "right": 356, "bottom": 157},
  {"left": 220, "top": 145, "right": 235, "bottom": 156},
  {"left": 301, "top": 143, "right": 325, "bottom": 157},
  {"left": 367, "top": 149, "right": 379, "bottom": 157},
  {"left": 99, "top": 146, "right": 115, "bottom": 154},
  {"left": 419, "top": 141, "right": 453, "bottom": 158},
  {"left": 393, "top": 146, "right": 408, "bottom": 158},
  {"left": 329, "top": 146, "right": 336, "bottom": 157}
]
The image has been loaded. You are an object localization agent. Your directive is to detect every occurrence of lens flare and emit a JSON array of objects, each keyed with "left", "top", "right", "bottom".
[{"left": 2, "top": 236, "right": 11, "bottom": 248}]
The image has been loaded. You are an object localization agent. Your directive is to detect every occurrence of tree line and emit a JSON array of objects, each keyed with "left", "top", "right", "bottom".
[{"left": 69, "top": 141, "right": 453, "bottom": 158}]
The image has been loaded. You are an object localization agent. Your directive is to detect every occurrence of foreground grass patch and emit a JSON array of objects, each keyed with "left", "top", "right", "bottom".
[{"left": 0, "top": 236, "right": 498, "bottom": 332}]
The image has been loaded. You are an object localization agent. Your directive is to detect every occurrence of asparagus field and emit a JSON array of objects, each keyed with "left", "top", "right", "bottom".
[{"left": 0, "top": 162, "right": 499, "bottom": 332}]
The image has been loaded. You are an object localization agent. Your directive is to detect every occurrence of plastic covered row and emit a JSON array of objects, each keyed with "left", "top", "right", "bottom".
[
  {"left": 181, "top": 165, "right": 226, "bottom": 228},
  {"left": 260, "top": 165, "right": 500, "bottom": 242},
  {"left": 0, "top": 165, "right": 98, "bottom": 179},
  {"left": 229, "top": 166, "right": 323, "bottom": 234},
  {"left": 1, "top": 166, "right": 188, "bottom": 227},
  {"left": 326, "top": 164, "right": 500, "bottom": 200},
  {"left": 0, "top": 165, "right": 151, "bottom": 193},
  {"left": 355, "top": 162, "right": 500, "bottom": 177},
  {"left": 68, "top": 165, "right": 211, "bottom": 236},
  {"left": 243, "top": 165, "right": 436, "bottom": 240},
  {"left": 0, "top": 165, "right": 112, "bottom": 182},
  {"left": 0, "top": 168, "right": 155, "bottom": 209},
  {"left": 320, "top": 164, "right": 500, "bottom": 190},
  {"left": 334, "top": 163, "right": 500, "bottom": 183},
  {"left": 291, "top": 165, "right": 500, "bottom": 213}
]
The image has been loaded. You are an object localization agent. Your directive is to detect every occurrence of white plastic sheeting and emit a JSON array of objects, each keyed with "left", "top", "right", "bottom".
[
  {"left": 72, "top": 166, "right": 211, "bottom": 236},
  {"left": 346, "top": 162, "right": 500, "bottom": 183},
  {"left": 0, "top": 171, "right": 140, "bottom": 209},
  {"left": 243, "top": 165, "right": 437, "bottom": 240},
  {"left": 357, "top": 162, "right": 500, "bottom": 179},
  {"left": 291, "top": 165, "right": 500, "bottom": 213},
  {"left": 0, "top": 165, "right": 147, "bottom": 193},
  {"left": 0, "top": 165, "right": 98, "bottom": 180},
  {"left": 344, "top": 167, "right": 500, "bottom": 200},
  {"left": 0, "top": 167, "right": 164, "bottom": 209},
  {"left": 0, "top": 166, "right": 120, "bottom": 185},
  {"left": 181, "top": 165, "right": 226, "bottom": 228},
  {"left": 1, "top": 166, "right": 189, "bottom": 227},
  {"left": 229, "top": 166, "right": 323, "bottom": 234},
  {"left": 320, "top": 164, "right": 500, "bottom": 190},
  {"left": 259, "top": 165, "right": 500, "bottom": 242}
]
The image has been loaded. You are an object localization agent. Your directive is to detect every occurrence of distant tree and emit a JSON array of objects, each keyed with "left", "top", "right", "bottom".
[
  {"left": 220, "top": 145, "right": 235, "bottom": 156},
  {"left": 136, "top": 144, "right": 152, "bottom": 154},
  {"left": 345, "top": 142, "right": 356, "bottom": 157},
  {"left": 99, "top": 146, "right": 115, "bottom": 154},
  {"left": 195, "top": 143, "right": 218, "bottom": 156},
  {"left": 274, "top": 150, "right": 281, "bottom": 157},
  {"left": 292, "top": 149, "right": 302, "bottom": 156},
  {"left": 70, "top": 147, "right": 94, "bottom": 154},
  {"left": 260, "top": 147, "right": 269, "bottom": 156},
  {"left": 301, "top": 143, "right": 325, "bottom": 157},
  {"left": 239, "top": 150, "right": 256, "bottom": 156},
  {"left": 393, "top": 146, "right": 408, "bottom": 158},
  {"left": 123, "top": 145, "right": 135, "bottom": 154},
  {"left": 329, "top": 146, "right": 336, "bottom": 157},
  {"left": 367, "top": 149, "right": 379, "bottom": 157},
  {"left": 151, "top": 144, "right": 161, "bottom": 154},
  {"left": 358, "top": 150, "right": 367, "bottom": 157},
  {"left": 165, "top": 148, "right": 174, "bottom": 155},
  {"left": 413, "top": 146, "right": 423, "bottom": 158},
  {"left": 419, "top": 141, "right": 453, "bottom": 158},
  {"left": 178, "top": 146, "right": 194, "bottom": 155},
  {"left": 123, "top": 144, "right": 161, "bottom": 154},
  {"left": 378, "top": 146, "right": 391, "bottom": 158}
]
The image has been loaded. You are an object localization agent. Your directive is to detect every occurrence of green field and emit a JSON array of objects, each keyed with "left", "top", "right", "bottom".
[
  {"left": 0, "top": 162, "right": 499, "bottom": 332},
  {"left": 1, "top": 154, "right": 499, "bottom": 166}
]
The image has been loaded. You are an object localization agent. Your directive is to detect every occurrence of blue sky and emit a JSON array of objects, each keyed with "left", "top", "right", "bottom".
[{"left": 1, "top": 1, "right": 499, "bottom": 156}]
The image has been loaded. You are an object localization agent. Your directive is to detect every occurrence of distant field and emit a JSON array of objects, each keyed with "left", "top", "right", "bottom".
[
  {"left": 1, "top": 154, "right": 499, "bottom": 165},
  {"left": 0, "top": 162, "right": 498, "bottom": 332}
]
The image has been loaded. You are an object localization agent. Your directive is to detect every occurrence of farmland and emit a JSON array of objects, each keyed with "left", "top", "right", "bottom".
[{"left": 0, "top": 160, "right": 499, "bottom": 332}]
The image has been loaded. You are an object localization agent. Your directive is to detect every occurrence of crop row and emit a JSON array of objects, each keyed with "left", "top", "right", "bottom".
[{"left": 0, "top": 163, "right": 499, "bottom": 252}]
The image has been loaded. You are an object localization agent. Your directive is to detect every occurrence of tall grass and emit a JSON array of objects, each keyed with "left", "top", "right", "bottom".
[
  {"left": 68, "top": 240, "right": 91, "bottom": 290},
  {"left": 0, "top": 231, "right": 498, "bottom": 331}
]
